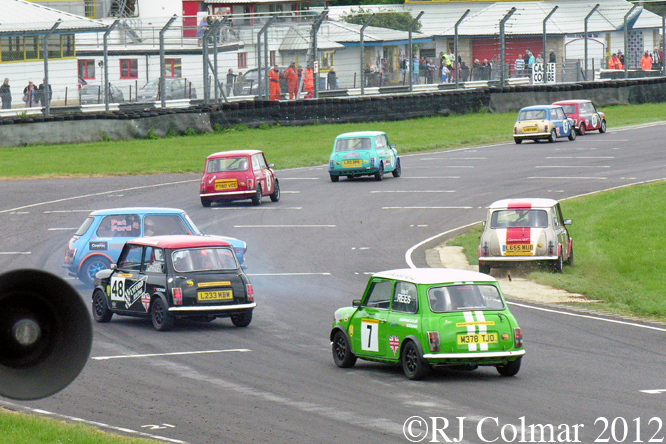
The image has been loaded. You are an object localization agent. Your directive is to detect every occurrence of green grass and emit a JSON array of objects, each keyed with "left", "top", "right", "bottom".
[
  {"left": 447, "top": 180, "right": 666, "bottom": 321},
  {"left": 2, "top": 101, "right": 666, "bottom": 179},
  {"left": 0, "top": 408, "right": 156, "bottom": 444}
]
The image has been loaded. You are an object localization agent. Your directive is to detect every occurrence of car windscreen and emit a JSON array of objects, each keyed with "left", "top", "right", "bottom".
[
  {"left": 560, "top": 105, "right": 576, "bottom": 114},
  {"left": 79, "top": 85, "right": 103, "bottom": 95},
  {"left": 140, "top": 80, "right": 159, "bottom": 90},
  {"left": 490, "top": 209, "right": 549, "bottom": 228},
  {"left": 75, "top": 217, "right": 95, "bottom": 236},
  {"left": 171, "top": 247, "right": 239, "bottom": 272},
  {"left": 206, "top": 157, "right": 249, "bottom": 173},
  {"left": 335, "top": 138, "right": 372, "bottom": 152},
  {"left": 518, "top": 109, "right": 547, "bottom": 121},
  {"left": 183, "top": 214, "right": 202, "bottom": 235},
  {"left": 427, "top": 284, "right": 504, "bottom": 313}
]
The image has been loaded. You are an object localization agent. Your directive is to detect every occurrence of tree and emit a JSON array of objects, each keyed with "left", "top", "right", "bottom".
[{"left": 340, "top": 7, "right": 422, "bottom": 33}]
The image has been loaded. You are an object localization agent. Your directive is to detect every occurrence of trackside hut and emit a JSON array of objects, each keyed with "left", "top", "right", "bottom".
[{"left": 0, "top": 0, "right": 107, "bottom": 108}]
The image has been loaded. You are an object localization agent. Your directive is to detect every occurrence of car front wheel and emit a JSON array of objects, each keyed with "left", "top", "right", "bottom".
[
  {"left": 251, "top": 184, "right": 262, "bottom": 206},
  {"left": 151, "top": 297, "right": 174, "bottom": 331},
  {"left": 231, "top": 309, "right": 253, "bottom": 327},
  {"left": 568, "top": 127, "right": 576, "bottom": 141},
  {"left": 578, "top": 124, "right": 586, "bottom": 135},
  {"left": 270, "top": 179, "right": 280, "bottom": 202},
  {"left": 497, "top": 357, "right": 522, "bottom": 377},
  {"left": 567, "top": 245, "right": 574, "bottom": 266},
  {"left": 332, "top": 330, "right": 357, "bottom": 368},
  {"left": 401, "top": 341, "right": 430, "bottom": 380},
  {"left": 79, "top": 256, "right": 111, "bottom": 287},
  {"left": 92, "top": 289, "right": 113, "bottom": 323},
  {"left": 599, "top": 119, "right": 607, "bottom": 133}
]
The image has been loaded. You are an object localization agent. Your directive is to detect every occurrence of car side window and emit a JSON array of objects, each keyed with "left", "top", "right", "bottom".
[
  {"left": 556, "top": 108, "right": 566, "bottom": 120},
  {"left": 375, "top": 136, "right": 385, "bottom": 149},
  {"left": 257, "top": 154, "right": 268, "bottom": 169},
  {"left": 550, "top": 109, "right": 558, "bottom": 120},
  {"left": 96, "top": 214, "right": 140, "bottom": 238},
  {"left": 118, "top": 244, "right": 143, "bottom": 271},
  {"left": 391, "top": 281, "right": 418, "bottom": 314},
  {"left": 251, "top": 155, "right": 261, "bottom": 172},
  {"left": 143, "top": 215, "right": 190, "bottom": 236},
  {"left": 364, "top": 279, "right": 393, "bottom": 309},
  {"left": 142, "top": 247, "right": 165, "bottom": 274}
]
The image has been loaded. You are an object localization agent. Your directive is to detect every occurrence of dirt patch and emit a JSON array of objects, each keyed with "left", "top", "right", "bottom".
[{"left": 430, "top": 245, "right": 593, "bottom": 305}]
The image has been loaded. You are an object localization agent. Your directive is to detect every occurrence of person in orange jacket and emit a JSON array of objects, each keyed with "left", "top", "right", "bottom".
[
  {"left": 608, "top": 54, "right": 618, "bottom": 69},
  {"left": 640, "top": 51, "right": 653, "bottom": 71},
  {"left": 284, "top": 62, "right": 298, "bottom": 100},
  {"left": 303, "top": 65, "right": 314, "bottom": 99},
  {"left": 614, "top": 54, "right": 624, "bottom": 70},
  {"left": 268, "top": 65, "right": 281, "bottom": 101}
]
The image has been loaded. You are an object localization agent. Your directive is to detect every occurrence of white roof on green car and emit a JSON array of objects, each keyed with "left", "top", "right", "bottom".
[
  {"left": 489, "top": 198, "right": 559, "bottom": 210},
  {"left": 335, "top": 131, "right": 386, "bottom": 139},
  {"left": 373, "top": 268, "right": 497, "bottom": 285}
]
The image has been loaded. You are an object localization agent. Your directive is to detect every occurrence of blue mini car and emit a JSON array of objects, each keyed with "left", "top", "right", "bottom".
[
  {"left": 513, "top": 105, "right": 577, "bottom": 144},
  {"left": 63, "top": 207, "right": 246, "bottom": 286},
  {"left": 328, "top": 131, "right": 401, "bottom": 182}
]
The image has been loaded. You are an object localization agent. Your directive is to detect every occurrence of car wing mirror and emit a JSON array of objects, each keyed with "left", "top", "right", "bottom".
[
  {"left": 110, "top": 263, "right": 117, "bottom": 270},
  {"left": 390, "top": 144, "right": 396, "bottom": 149},
  {"left": 563, "top": 219, "right": 572, "bottom": 225},
  {"left": 267, "top": 163, "right": 275, "bottom": 168},
  {"left": 352, "top": 299, "right": 361, "bottom": 307},
  {"left": 482, "top": 220, "right": 486, "bottom": 226}
]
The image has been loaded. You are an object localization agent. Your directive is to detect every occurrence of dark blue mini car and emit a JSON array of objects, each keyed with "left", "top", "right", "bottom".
[{"left": 63, "top": 207, "right": 246, "bottom": 286}]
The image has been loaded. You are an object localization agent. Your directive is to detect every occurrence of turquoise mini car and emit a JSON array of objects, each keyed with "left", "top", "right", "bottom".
[
  {"left": 328, "top": 131, "right": 401, "bottom": 182},
  {"left": 331, "top": 269, "right": 525, "bottom": 380}
]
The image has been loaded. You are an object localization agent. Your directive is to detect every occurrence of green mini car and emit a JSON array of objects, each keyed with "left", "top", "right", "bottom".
[
  {"left": 328, "top": 131, "right": 401, "bottom": 182},
  {"left": 330, "top": 268, "right": 525, "bottom": 380}
]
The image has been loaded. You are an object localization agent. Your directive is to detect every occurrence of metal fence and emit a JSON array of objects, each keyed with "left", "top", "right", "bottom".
[{"left": 1, "top": 4, "right": 665, "bottom": 115}]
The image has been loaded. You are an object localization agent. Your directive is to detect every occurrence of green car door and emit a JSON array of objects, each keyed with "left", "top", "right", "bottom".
[
  {"left": 350, "top": 278, "right": 392, "bottom": 357},
  {"left": 385, "top": 280, "right": 420, "bottom": 360}
]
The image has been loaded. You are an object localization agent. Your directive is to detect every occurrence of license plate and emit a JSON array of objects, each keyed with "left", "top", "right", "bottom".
[
  {"left": 505, "top": 244, "right": 533, "bottom": 256},
  {"left": 215, "top": 179, "right": 237, "bottom": 191},
  {"left": 342, "top": 160, "right": 362, "bottom": 168},
  {"left": 197, "top": 290, "right": 233, "bottom": 301},
  {"left": 457, "top": 333, "right": 498, "bottom": 345},
  {"left": 523, "top": 127, "right": 538, "bottom": 132}
]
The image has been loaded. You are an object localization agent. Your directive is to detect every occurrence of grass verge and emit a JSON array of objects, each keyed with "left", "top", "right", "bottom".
[
  {"left": 1, "top": 101, "right": 665, "bottom": 179},
  {"left": 0, "top": 408, "right": 156, "bottom": 444},
  {"left": 446, "top": 180, "right": 666, "bottom": 321}
]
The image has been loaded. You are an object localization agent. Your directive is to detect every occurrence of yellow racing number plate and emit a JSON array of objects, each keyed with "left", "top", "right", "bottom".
[
  {"left": 505, "top": 244, "right": 534, "bottom": 256},
  {"left": 457, "top": 333, "right": 498, "bottom": 345},
  {"left": 197, "top": 290, "right": 233, "bottom": 301},
  {"left": 215, "top": 179, "right": 238, "bottom": 191},
  {"left": 523, "top": 127, "right": 538, "bottom": 132},
  {"left": 342, "top": 159, "right": 362, "bottom": 168}
]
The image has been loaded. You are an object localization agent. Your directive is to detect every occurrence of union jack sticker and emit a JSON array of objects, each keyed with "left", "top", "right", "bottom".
[{"left": 389, "top": 335, "right": 400, "bottom": 355}]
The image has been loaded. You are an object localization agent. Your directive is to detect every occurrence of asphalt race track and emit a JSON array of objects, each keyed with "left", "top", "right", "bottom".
[{"left": 2, "top": 122, "right": 666, "bottom": 444}]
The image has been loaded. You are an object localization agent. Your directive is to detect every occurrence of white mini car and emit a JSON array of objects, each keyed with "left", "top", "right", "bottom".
[{"left": 478, "top": 198, "right": 573, "bottom": 273}]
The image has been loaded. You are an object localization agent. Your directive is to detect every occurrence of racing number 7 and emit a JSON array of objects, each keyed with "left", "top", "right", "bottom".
[{"left": 361, "top": 318, "right": 379, "bottom": 352}]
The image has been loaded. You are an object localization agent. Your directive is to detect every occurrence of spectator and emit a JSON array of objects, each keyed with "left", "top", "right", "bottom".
[
  {"left": 327, "top": 66, "right": 337, "bottom": 90},
  {"left": 284, "top": 62, "right": 298, "bottom": 99},
  {"left": 196, "top": 16, "right": 208, "bottom": 47},
  {"left": 651, "top": 47, "right": 662, "bottom": 70},
  {"left": 481, "top": 59, "right": 491, "bottom": 81},
  {"left": 527, "top": 50, "right": 535, "bottom": 78},
  {"left": 515, "top": 54, "right": 525, "bottom": 76},
  {"left": 23, "top": 80, "right": 38, "bottom": 107},
  {"left": 461, "top": 61, "right": 470, "bottom": 82},
  {"left": 536, "top": 53, "right": 544, "bottom": 64},
  {"left": 640, "top": 51, "right": 653, "bottom": 71},
  {"left": 425, "top": 59, "right": 435, "bottom": 84},
  {"left": 0, "top": 78, "right": 11, "bottom": 109},
  {"left": 617, "top": 50, "right": 625, "bottom": 66},
  {"left": 471, "top": 59, "right": 481, "bottom": 81},
  {"left": 233, "top": 71, "right": 244, "bottom": 95},
  {"left": 364, "top": 63, "right": 373, "bottom": 87},
  {"left": 440, "top": 63, "right": 450, "bottom": 83},
  {"left": 549, "top": 49, "right": 556, "bottom": 64},
  {"left": 38, "top": 79, "right": 52, "bottom": 107},
  {"left": 524, "top": 50, "right": 531, "bottom": 76},
  {"left": 225, "top": 68, "right": 236, "bottom": 96},
  {"left": 268, "top": 65, "right": 280, "bottom": 101}
]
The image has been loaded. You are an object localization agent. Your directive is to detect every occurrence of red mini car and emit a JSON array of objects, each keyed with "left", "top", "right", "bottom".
[
  {"left": 200, "top": 150, "right": 280, "bottom": 207},
  {"left": 552, "top": 99, "right": 606, "bottom": 135}
]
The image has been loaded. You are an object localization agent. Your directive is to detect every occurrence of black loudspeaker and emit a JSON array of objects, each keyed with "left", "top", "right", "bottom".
[{"left": 0, "top": 269, "right": 93, "bottom": 401}]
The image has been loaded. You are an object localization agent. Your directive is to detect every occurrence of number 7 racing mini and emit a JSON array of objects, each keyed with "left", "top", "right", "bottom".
[{"left": 330, "top": 269, "right": 524, "bottom": 380}]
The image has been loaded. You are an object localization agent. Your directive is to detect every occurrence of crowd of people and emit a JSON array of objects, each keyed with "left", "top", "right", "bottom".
[
  {"left": 0, "top": 78, "right": 52, "bottom": 109},
  {"left": 606, "top": 48, "right": 662, "bottom": 71}
]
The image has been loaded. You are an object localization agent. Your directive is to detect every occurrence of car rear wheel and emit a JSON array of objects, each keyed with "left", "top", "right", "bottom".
[
  {"left": 599, "top": 119, "right": 607, "bottom": 133},
  {"left": 231, "top": 309, "right": 253, "bottom": 327},
  {"left": 251, "top": 184, "right": 262, "bottom": 206},
  {"left": 478, "top": 262, "right": 491, "bottom": 274},
  {"left": 151, "top": 297, "right": 174, "bottom": 331},
  {"left": 578, "top": 124, "right": 586, "bottom": 135},
  {"left": 392, "top": 159, "right": 401, "bottom": 177},
  {"left": 201, "top": 198, "right": 211, "bottom": 207},
  {"left": 514, "top": 138, "right": 522, "bottom": 144},
  {"left": 92, "top": 289, "right": 113, "bottom": 323},
  {"left": 332, "top": 330, "right": 357, "bottom": 368},
  {"left": 548, "top": 129, "right": 556, "bottom": 143},
  {"left": 401, "top": 341, "right": 430, "bottom": 380},
  {"left": 568, "top": 128, "right": 576, "bottom": 141},
  {"left": 270, "top": 179, "right": 280, "bottom": 202},
  {"left": 553, "top": 253, "right": 564, "bottom": 273},
  {"left": 496, "top": 357, "right": 521, "bottom": 377},
  {"left": 330, "top": 174, "right": 339, "bottom": 182},
  {"left": 374, "top": 162, "right": 384, "bottom": 181},
  {"left": 79, "top": 256, "right": 111, "bottom": 287}
]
